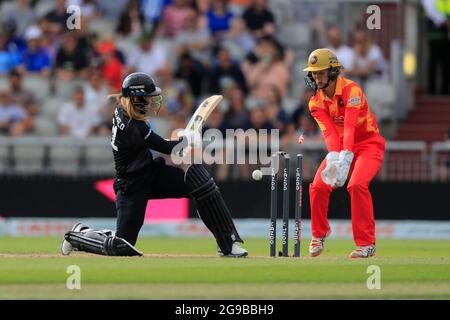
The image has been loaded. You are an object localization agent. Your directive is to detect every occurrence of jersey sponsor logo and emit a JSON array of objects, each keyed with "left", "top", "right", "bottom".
[{"left": 348, "top": 96, "right": 361, "bottom": 107}]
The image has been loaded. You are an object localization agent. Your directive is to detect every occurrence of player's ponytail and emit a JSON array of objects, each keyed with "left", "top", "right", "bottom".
[{"left": 107, "top": 93, "right": 146, "bottom": 121}]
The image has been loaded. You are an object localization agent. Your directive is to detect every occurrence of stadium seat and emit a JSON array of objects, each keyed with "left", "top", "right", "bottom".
[
  {"left": 88, "top": 18, "right": 116, "bottom": 38},
  {"left": 115, "top": 36, "right": 138, "bottom": 57},
  {"left": 85, "top": 143, "right": 114, "bottom": 175},
  {"left": 0, "top": 76, "right": 8, "bottom": 90},
  {"left": 365, "top": 80, "right": 395, "bottom": 122},
  {"left": 149, "top": 118, "right": 171, "bottom": 139},
  {"left": 13, "top": 144, "right": 46, "bottom": 174},
  {"left": 53, "top": 79, "right": 87, "bottom": 99},
  {"left": 49, "top": 144, "right": 82, "bottom": 175},
  {"left": 154, "top": 38, "right": 176, "bottom": 67},
  {"left": 278, "top": 23, "right": 310, "bottom": 51},
  {"left": 0, "top": 143, "right": 11, "bottom": 173},
  {"left": 41, "top": 97, "right": 66, "bottom": 117},
  {"left": 34, "top": 0, "right": 55, "bottom": 20},
  {"left": 33, "top": 115, "right": 59, "bottom": 136},
  {"left": 268, "top": 0, "right": 294, "bottom": 30},
  {"left": 23, "top": 75, "right": 50, "bottom": 103}
]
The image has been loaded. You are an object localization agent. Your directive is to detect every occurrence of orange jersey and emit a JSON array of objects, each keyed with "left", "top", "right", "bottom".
[{"left": 308, "top": 76, "right": 380, "bottom": 152}]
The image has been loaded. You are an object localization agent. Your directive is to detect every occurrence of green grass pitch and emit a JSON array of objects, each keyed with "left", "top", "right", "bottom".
[{"left": 1, "top": 237, "right": 449, "bottom": 299}]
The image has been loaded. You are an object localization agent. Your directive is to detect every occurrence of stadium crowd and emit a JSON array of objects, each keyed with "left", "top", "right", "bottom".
[{"left": 0, "top": 0, "right": 388, "bottom": 150}]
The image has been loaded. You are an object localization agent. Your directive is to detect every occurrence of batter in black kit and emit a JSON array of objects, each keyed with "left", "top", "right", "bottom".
[{"left": 61, "top": 72, "right": 248, "bottom": 258}]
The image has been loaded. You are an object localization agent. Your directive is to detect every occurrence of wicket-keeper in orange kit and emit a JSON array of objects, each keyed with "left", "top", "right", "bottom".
[{"left": 303, "top": 48, "right": 385, "bottom": 258}]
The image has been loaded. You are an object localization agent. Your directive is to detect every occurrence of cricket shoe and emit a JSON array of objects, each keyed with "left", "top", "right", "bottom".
[
  {"left": 60, "top": 223, "right": 90, "bottom": 256},
  {"left": 349, "top": 244, "right": 376, "bottom": 259},
  {"left": 309, "top": 231, "right": 331, "bottom": 257},
  {"left": 217, "top": 242, "right": 248, "bottom": 258}
]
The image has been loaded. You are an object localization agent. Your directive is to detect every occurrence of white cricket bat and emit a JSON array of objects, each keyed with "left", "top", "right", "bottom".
[
  {"left": 177, "top": 95, "right": 223, "bottom": 158},
  {"left": 185, "top": 95, "right": 223, "bottom": 132}
]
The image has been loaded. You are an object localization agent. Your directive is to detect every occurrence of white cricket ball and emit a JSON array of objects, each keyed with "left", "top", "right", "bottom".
[{"left": 252, "top": 169, "right": 263, "bottom": 181}]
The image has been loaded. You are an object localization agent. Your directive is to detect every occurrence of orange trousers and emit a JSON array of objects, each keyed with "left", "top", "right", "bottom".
[{"left": 309, "top": 134, "right": 385, "bottom": 246}]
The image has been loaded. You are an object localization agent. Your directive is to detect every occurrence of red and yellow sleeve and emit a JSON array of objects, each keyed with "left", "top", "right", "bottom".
[
  {"left": 309, "top": 101, "right": 342, "bottom": 152},
  {"left": 343, "top": 86, "right": 363, "bottom": 151}
]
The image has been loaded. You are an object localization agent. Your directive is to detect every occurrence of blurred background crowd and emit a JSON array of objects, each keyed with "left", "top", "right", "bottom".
[
  {"left": 0, "top": 0, "right": 393, "bottom": 140},
  {"left": 0, "top": 0, "right": 449, "bottom": 180}
]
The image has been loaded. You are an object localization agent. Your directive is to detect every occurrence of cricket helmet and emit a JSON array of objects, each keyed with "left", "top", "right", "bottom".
[
  {"left": 303, "top": 48, "right": 341, "bottom": 72},
  {"left": 303, "top": 48, "right": 342, "bottom": 93},
  {"left": 121, "top": 72, "right": 162, "bottom": 115}
]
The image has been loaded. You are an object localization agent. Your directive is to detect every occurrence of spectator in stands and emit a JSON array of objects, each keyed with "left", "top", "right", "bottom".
[
  {"left": 281, "top": 87, "right": 316, "bottom": 146},
  {"left": 0, "top": 31, "right": 23, "bottom": 75},
  {"left": 203, "top": 107, "right": 226, "bottom": 135},
  {"left": 57, "top": 86, "right": 102, "bottom": 138},
  {"left": 55, "top": 32, "right": 90, "bottom": 80},
  {"left": 116, "top": 0, "right": 145, "bottom": 38},
  {"left": 0, "top": 91, "right": 32, "bottom": 136},
  {"left": 327, "top": 26, "right": 354, "bottom": 75},
  {"left": 37, "top": 17, "right": 60, "bottom": 61},
  {"left": 241, "top": 0, "right": 275, "bottom": 38},
  {"left": 156, "top": 64, "right": 194, "bottom": 116},
  {"left": 44, "top": 0, "right": 71, "bottom": 34},
  {"left": 96, "top": 40, "right": 124, "bottom": 92},
  {"left": 422, "top": 0, "right": 450, "bottom": 94},
  {"left": 242, "top": 36, "right": 290, "bottom": 97},
  {"left": 175, "top": 52, "right": 206, "bottom": 100},
  {"left": 248, "top": 104, "right": 273, "bottom": 131},
  {"left": 222, "top": 86, "right": 250, "bottom": 130},
  {"left": 97, "top": 0, "right": 129, "bottom": 20},
  {"left": 208, "top": 46, "right": 247, "bottom": 94},
  {"left": 21, "top": 26, "right": 51, "bottom": 76},
  {"left": 140, "top": 0, "right": 167, "bottom": 27},
  {"left": 346, "top": 29, "right": 387, "bottom": 87},
  {"left": 84, "top": 69, "right": 110, "bottom": 117},
  {"left": 157, "top": 0, "right": 194, "bottom": 38},
  {"left": 3, "top": 19, "right": 27, "bottom": 58},
  {"left": 290, "top": 86, "right": 314, "bottom": 132},
  {"left": 197, "top": 0, "right": 252, "bottom": 15},
  {"left": 175, "top": 10, "right": 211, "bottom": 65},
  {"left": 84, "top": 69, "right": 113, "bottom": 136},
  {"left": 1, "top": 0, "right": 35, "bottom": 36},
  {"left": 205, "top": 0, "right": 234, "bottom": 41},
  {"left": 221, "top": 18, "right": 256, "bottom": 61},
  {"left": 127, "top": 31, "right": 167, "bottom": 76},
  {"left": 257, "top": 84, "right": 289, "bottom": 133},
  {"left": 8, "top": 69, "right": 39, "bottom": 116}
]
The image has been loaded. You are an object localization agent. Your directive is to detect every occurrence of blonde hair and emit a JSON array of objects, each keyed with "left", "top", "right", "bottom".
[{"left": 108, "top": 93, "right": 146, "bottom": 121}]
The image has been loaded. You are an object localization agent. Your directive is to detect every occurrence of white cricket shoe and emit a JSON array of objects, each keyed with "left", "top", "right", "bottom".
[
  {"left": 309, "top": 231, "right": 331, "bottom": 257},
  {"left": 60, "top": 223, "right": 87, "bottom": 256},
  {"left": 349, "top": 245, "right": 376, "bottom": 259},
  {"left": 217, "top": 242, "right": 248, "bottom": 258}
]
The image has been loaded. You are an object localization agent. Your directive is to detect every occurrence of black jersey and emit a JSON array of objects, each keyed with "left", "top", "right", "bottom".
[{"left": 111, "top": 106, "right": 181, "bottom": 178}]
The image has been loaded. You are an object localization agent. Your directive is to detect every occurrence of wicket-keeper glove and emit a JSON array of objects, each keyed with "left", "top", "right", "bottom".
[
  {"left": 321, "top": 151, "right": 340, "bottom": 187},
  {"left": 335, "top": 150, "right": 354, "bottom": 187}
]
